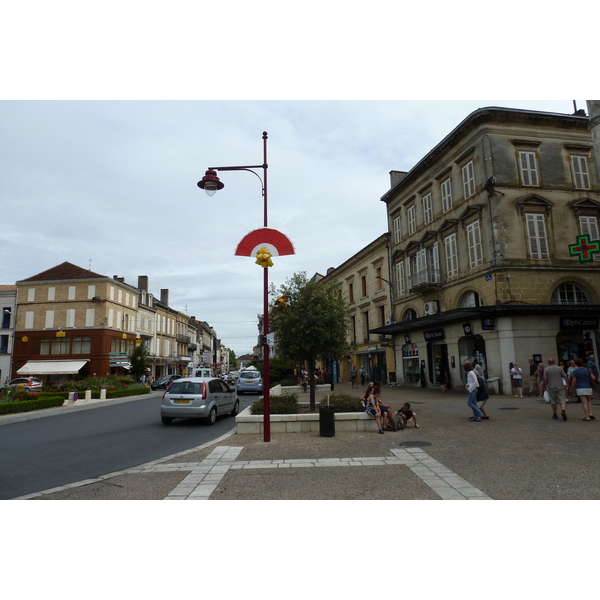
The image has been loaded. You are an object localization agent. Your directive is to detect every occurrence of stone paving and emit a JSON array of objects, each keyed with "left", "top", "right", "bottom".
[{"left": 15, "top": 382, "right": 600, "bottom": 500}]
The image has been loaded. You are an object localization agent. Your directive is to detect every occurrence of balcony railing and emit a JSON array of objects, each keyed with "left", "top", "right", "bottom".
[
  {"left": 176, "top": 334, "right": 191, "bottom": 344},
  {"left": 410, "top": 268, "right": 442, "bottom": 290}
]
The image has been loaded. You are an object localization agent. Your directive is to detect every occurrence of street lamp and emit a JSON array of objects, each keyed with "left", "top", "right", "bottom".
[{"left": 198, "top": 132, "right": 291, "bottom": 442}]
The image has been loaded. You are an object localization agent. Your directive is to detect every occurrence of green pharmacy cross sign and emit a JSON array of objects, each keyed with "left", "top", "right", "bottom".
[{"left": 569, "top": 234, "right": 600, "bottom": 262}]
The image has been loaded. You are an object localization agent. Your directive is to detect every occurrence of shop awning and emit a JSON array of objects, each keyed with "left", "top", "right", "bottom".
[{"left": 17, "top": 360, "right": 89, "bottom": 375}]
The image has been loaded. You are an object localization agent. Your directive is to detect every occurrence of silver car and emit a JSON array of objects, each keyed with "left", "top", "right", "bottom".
[
  {"left": 236, "top": 370, "right": 263, "bottom": 395},
  {"left": 160, "top": 377, "right": 239, "bottom": 425}
]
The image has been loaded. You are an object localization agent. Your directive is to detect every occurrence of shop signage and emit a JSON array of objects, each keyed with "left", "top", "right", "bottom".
[
  {"left": 481, "top": 317, "right": 495, "bottom": 330},
  {"left": 463, "top": 323, "right": 472, "bottom": 335},
  {"left": 368, "top": 345, "right": 378, "bottom": 352},
  {"left": 424, "top": 329, "right": 445, "bottom": 341},
  {"left": 381, "top": 339, "right": 390, "bottom": 347},
  {"left": 560, "top": 316, "right": 599, "bottom": 329}
]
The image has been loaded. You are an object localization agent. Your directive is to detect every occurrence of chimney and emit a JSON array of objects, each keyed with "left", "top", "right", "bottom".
[
  {"left": 113, "top": 275, "right": 125, "bottom": 283},
  {"left": 138, "top": 275, "right": 149, "bottom": 292},
  {"left": 390, "top": 170, "right": 408, "bottom": 188},
  {"left": 160, "top": 289, "right": 169, "bottom": 306}
]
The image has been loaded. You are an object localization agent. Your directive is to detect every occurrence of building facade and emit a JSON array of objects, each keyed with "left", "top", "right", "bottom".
[
  {"left": 371, "top": 106, "right": 600, "bottom": 394},
  {"left": 9, "top": 262, "right": 223, "bottom": 382},
  {"left": 0, "top": 285, "right": 17, "bottom": 384},
  {"left": 319, "top": 234, "right": 396, "bottom": 384}
]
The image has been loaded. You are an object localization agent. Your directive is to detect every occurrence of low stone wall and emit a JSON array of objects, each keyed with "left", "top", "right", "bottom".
[{"left": 235, "top": 405, "right": 379, "bottom": 434}]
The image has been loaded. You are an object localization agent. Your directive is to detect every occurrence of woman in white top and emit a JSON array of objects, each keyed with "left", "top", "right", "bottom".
[
  {"left": 511, "top": 363, "right": 524, "bottom": 398},
  {"left": 464, "top": 362, "right": 483, "bottom": 422}
]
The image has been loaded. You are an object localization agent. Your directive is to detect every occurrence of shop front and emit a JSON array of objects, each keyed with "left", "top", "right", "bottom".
[{"left": 371, "top": 305, "right": 600, "bottom": 395}]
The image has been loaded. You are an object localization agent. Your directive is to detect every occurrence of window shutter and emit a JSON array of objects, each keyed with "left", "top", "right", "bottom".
[
  {"left": 526, "top": 213, "right": 548, "bottom": 259},
  {"left": 573, "top": 156, "right": 590, "bottom": 190}
]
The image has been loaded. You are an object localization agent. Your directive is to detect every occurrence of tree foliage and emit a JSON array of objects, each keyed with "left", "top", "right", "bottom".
[
  {"left": 128, "top": 343, "right": 149, "bottom": 380},
  {"left": 269, "top": 272, "right": 352, "bottom": 409}
]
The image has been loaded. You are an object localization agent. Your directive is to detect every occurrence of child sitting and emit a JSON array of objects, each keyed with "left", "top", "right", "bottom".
[{"left": 393, "top": 402, "right": 419, "bottom": 429}]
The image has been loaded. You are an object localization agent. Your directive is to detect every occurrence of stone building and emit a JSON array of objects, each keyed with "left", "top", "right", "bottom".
[
  {"left": 371, "top": 106, "right": 600, "bottom": 394},
  {"left": 318, "top": 234, "right": 396, "bottom": 384},
  {"left": 13, "top": 262, "right": 140, "bottom": 381},
  {"left": 0, "top": 285, "right": 17, "bottom": 384}
]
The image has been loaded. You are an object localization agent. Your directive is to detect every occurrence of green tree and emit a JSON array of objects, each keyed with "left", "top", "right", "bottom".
[
  {"left": 228, "top": 349, "right": 237, "bottom": 369},
  {"left": 129, "top": 343, "right": 149, "bottom": 381},
  {"left": 270, "top": 272, "right": 352, "bottom": 410}
]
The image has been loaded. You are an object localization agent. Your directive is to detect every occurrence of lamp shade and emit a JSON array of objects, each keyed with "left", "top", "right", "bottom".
[{"left": 197, "top": 169, "right": 224, "bottom": 196}]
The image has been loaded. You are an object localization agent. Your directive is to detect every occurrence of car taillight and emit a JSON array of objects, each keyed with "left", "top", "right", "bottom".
[{"left": 202, "top": 381, "right": 207, "bottom": 400}]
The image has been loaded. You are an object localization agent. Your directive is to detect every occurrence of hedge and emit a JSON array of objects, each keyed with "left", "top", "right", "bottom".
[
  {"left": 0, "top": 396, "right": 66, "bottom": 415},
  {"left": 318, "top": 394, "right": 365, "bottom": 413},
  {"left": 251, "top": 393, "right": 299, "bottom": 415},
  {"left": 0, "top": 386, "right": 151, "bottom": 415}
]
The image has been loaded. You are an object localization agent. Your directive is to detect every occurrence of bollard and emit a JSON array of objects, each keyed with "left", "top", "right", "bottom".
[
  {"left": 100, "top": 388, "right": 107, "bottom": 401},
  {"left": 85, "top": 389, "right": 92, "bottom": 402}
]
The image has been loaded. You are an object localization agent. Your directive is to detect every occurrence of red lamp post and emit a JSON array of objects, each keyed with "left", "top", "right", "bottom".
[{"left": 198, "top": 132, "right": 274, "bottom": 442}]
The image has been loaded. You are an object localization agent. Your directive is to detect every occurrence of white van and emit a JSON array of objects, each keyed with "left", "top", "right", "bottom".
[{"left": 195, "top": 368, "right": 212, "bottom": 378}]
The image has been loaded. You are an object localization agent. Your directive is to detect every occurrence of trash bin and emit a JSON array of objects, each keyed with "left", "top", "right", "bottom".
[{"left": 319, "top": 404, "right": 335, "bottom": 437}]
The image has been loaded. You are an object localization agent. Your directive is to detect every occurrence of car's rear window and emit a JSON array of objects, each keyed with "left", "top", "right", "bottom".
[
  {"left": 240, "top": 372, "right": 259, "bottom": 379},
  {"left": 168, "top": 382, "right": 202, "bottom": 395}
]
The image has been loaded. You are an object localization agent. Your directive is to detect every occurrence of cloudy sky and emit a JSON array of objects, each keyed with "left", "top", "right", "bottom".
[
  {"left": 1, "top": 3, "right": 594, "bottom": 356},
  {"left": 0, "top": 99, "right": 590, "bottom": 354}
]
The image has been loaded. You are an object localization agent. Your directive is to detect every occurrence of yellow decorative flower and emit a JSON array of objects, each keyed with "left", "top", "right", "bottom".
[{"left": 255, "top": 246, "right": 274, "bottom": 268}]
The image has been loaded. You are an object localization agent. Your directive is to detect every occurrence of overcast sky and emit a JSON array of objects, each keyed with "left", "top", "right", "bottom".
[
  {"left": 1, "top": 3, "right": 594, "bottom": 356},
  {"left": 3, "top": 1, "right": 593, "bottom": 576},
  {"left": 0, "top": 99, "right": 590, "bottom": 354}
]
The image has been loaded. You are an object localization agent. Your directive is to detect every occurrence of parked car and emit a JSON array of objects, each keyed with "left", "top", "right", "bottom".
[
  {"left": 151, "top": 374, "right": 182, "bottom": 391},
  {"left": 0, "top": 377, "right": 43, "bottom": 393},
  {"left": 236, "top": 369, "right": 263, "bottom": 395},
  {"left": 160, "top": 377, "right": 239, "bottom": 425}
]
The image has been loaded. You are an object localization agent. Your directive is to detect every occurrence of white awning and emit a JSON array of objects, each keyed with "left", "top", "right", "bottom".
[{"left": 17, "top": 360, "right": 89, "bottom": 375}]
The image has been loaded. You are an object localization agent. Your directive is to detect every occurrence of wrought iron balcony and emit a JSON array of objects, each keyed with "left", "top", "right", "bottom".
[{"left": 409, "top": 268, "right": 442, "bottom": 291}]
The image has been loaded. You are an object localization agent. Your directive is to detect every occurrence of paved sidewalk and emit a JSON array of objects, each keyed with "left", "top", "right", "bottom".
[{"left": 15, "top": 382, "right": 600, "bottom": 500}]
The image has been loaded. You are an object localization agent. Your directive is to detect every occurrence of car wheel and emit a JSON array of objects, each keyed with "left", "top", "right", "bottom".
[
  {"left": 206, "top": 406, "right": 217, "bottom": 426},
  {"left": 161, "top": 416, "right": 173, "bottom": 425},
  {"left": 231, "top": 400, "right": 240, "bottom": 417}
]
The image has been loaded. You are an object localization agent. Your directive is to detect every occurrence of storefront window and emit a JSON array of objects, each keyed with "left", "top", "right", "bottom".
[
  {"left": 458, "top": 335, "right": 487, "bottom": 383},
  {"left": 402, "top": 344, "right": 420, "bottom": 383}
]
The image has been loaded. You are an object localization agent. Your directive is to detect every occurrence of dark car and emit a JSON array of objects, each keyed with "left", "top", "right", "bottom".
[{"left": 151, "top": 374, "right": 182, "bottom": 391}]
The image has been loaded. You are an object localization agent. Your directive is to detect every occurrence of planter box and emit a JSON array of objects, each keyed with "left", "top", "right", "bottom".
[{"left": 235, "top": 405, "right": 379, "bottom": 434}]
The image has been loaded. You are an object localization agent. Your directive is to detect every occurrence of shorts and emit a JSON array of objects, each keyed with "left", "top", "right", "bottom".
[
  {"left": 546, "top": 389, "right": 566, "bottom": 404},
  {"left": 512, "top": 379, "right": 523, "bottom": 388},
  {"left": 575, "top": 388, "right": 593, "bottom": 397},
  {"left": 530, "top": 375, "right": 539, "bottom": 385},
  {"left": 380, "top": 406, "right": 391, "bottom": 414},
  {"left": 402, "top": 410, "right": 414, "bottom": 420},
  {"left": 366, "top": 407, "right": 379, "bottom": 417}
]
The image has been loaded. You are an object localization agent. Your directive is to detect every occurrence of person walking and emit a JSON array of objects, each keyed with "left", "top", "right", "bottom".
[
  {"left": 528, "top": 358, "right": 539, "bottom": 397},
  {"left": 569, "top": 358, "right": 596, "bottom": 421},
  {"left": 464, "top": 362, "right": 483, "bottom": 422},
  {"left": 587, "top": 354, "right": 600, "bottom": 400},
  {"left": 350, "top": 365, "right": 357, "bottom": 389},
  {"left": 540, "top": 358, "right": 567, "bottom": 421},
  {"left": 359, "top": 366, "right": 366, "bottom": 386},
  {"left": 476, "top": 373, "right": 490, "bottom": 419},
  {"left": 511, "top": 362, "right": 524, "bottom": 397}
]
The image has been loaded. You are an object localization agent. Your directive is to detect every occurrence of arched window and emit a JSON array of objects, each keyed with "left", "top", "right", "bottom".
[
  {"left": 461, "top": 291, "right": 483, "bottom": 308},
  {"left": 404, "top": 308, "right": 417, "bottom": 321},
  {"left": 551, "top": 282, "right": 590, "bottom": 305}
]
